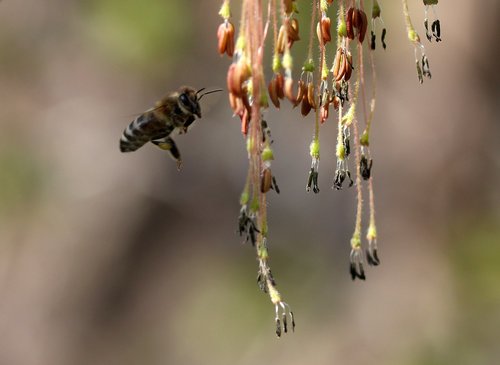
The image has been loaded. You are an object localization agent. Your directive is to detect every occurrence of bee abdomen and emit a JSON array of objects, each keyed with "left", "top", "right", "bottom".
[
  {"left": 119, "top": 121, "right": 149, "bottom": 152},
  {"left": 119, "top": 113, "right": 173, "bottom": 153}
]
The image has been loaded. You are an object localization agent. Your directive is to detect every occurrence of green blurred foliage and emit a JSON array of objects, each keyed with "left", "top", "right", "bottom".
[
  {"left": 82, "top": 0, "right": 192, "bottom": 71},
  {"left": 0, "top": 147, "right": 44, "bottom": 216},
  {"left": 412, "top": 218, "right": 500, "bottom": 365},
  {"left": 451, "top": 219, "right": 500, "bottom": 362}
]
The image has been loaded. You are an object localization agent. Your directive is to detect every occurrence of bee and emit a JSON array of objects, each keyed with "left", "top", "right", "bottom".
[{"left": 119, "top": 86, "right": 221, "bottom": 169}]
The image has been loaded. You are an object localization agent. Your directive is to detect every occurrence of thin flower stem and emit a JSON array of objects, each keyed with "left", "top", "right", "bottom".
[
  {"left": 272, "top": 0, "right": 278, "bottom": 49},
  {"left": 314, "top": 0, "right": 324, "bottom": 141},
  {"left": 402, "top": 0, "right": 420, "bottom": 44},
  {"left": 308, "top": 0, "right": 318, "bottom": 61},
  {"left": 365, "top": 47, "right": 377, "bottom": 138},
  {"left": 358, "top": 2, "right": 368, "bottom": 128},
  {"left": 351, "top": 45, "right": 364, "bottom": 244},
  {"left": 368, "top": 175, "right": 376, "bottom": 231}
]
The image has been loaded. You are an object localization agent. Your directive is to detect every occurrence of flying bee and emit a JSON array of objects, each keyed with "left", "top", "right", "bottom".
[{"left": 119, "top": 86, "right": 222, "bottom": 169}]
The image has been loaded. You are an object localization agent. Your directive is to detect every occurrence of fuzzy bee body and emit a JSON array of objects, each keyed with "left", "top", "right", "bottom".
[{"left": 119, "top": 86, "right": 204, "bottom": 168}]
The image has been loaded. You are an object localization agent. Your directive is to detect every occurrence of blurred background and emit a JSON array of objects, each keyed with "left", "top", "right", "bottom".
[{"left": 0, "top": 0, "right": 499, "bottom": 364}]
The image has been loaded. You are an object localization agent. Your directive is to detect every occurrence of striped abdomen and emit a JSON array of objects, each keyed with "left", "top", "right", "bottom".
[{"left": 119, "top": 113, "right": 172, "bottom": 152}]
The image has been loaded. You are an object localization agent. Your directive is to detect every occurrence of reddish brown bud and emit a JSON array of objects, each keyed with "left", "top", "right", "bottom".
[
  {"left": 346, "top": 7, "right": 355, "bottom": 39},
  {"left": 268, "top": 77, "right": 280, "bottom": 109},
  {"left": 261, "top": 168, "right": 273, "bottom": 193},
  {"left": 333, "top": 49, "right": 347, "bottom": 82},
  {"left": 217, "top": 23, "right": 227, "bottom": 55},
  {"left": 332, "top": 48, "right": 342, "bottom": 80},
  {"left": 277, "top": 24, "right": 286, "bottom": 54},
  {"left": 227, "top": 61, "right": 250, "bottom": 97},
  {"left": 343, "top": 52, "right": 353, "bottom": 81},
  {"left": 320, "top": 103, "right": 329, "bottom": 124},
  {"left": 275, "top": 73, "right": 285, "bottom": 99},
  {"left": 316, "top": 16, "right": 331, "bottom": 45},
  {"left": 296, "top": 80, "right": 306, "bottom": 107},
  {"left": 358, "top": 10, "right": 368, "bottom": 43},
  {"left": 284, "top": 77, "right": 294, "bottom": 103},
  {"left": 241, "top": 108, "right": 249, "bottom": 135},
  {"left": 301, "top": 92, "right": 312, "bottom": 116},
  {"left": 228, "top": 92, "right": 239, "bottom": 112},
  {"left": 307, "top": 82, "right": 317, "bottom": 110},
  {"left": 288, "top": 18, "right": 300, "bottom": 44},
  {"left": 217, "top": 21, "right": 235, "bottom": 57},
  {"left": 285, "top": 78, "right": 305, "bottom": 107},
  {"left": 277, "top": 18, "right": 300, "bottom": 54},
  {"left": 352, "top": 8, "right": 361, "bottom": 31},
  {"left": 268, "top": 74, "right": 285, "bottom": 109},
  {"left": 332, "top": 96, "right": 340, "bottom": 110}
]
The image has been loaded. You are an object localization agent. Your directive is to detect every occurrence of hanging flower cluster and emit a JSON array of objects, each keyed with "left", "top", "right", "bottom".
[{"left": 216, "top": 0, "right": 442, "bottom": 337}]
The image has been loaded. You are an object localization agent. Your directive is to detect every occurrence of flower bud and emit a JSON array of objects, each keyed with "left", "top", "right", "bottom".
[
  {"left": 261, "top": 168, "right": 273, "bottom": 193},
  {"left": 300, "top": 92, "right": 312, "bottom": 116},
  {"left": 307, "top": 82, "right": 317, "bottom": 109},
  {"left": 227, "top": 61, "right": 250, "bottom": 97},
  {"left": 316, "top": 16, "right": 331, "bottom": 45},
  {"left": 320, "top": 102, "right": 329, "bottom": 124},
  {"left": 268, "top": 77, "right": 280, "bottom": 109},
  {"left": 358, "top": 10, "right": 368, "bottom": 43},
  {"left": 343, "top": 52, "right": 353, "bottom": 81},
  {"left": 285, "top": 77, "right": 303, "bottom": 106},
  {"left": 346, "top": 7, "right": 355, "bottom": 39},
  {"left": 217, "top": 21, "right": 235, "bottom": 57}
]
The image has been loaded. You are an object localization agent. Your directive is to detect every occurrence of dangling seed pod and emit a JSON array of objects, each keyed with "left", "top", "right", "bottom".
[
  {"left": 300, "top": 91, "right": 312, "bottom": 116},
  {"left": 261, "top": 168, "right": 273, "bottom": 193},
  {"left": 217, "top": 21, "right": 235, "bottom": 57},
  {"left": 358, "top": 10, "right": 368, "bottom": 43},
  {"left": 346, "top": 7, "right": 355, "bottom": 39},
  {"left": 268, "top": 74, "right": 284, "bottom": 109},
  {"left": 316, "top": 16, "right": 331, "bottom": 45},
  {"left": 307, "top": 82, "right": 317, "bottom": 110},
  {"left": 343, "top": 51, "right": 353, "bottom": 81}
]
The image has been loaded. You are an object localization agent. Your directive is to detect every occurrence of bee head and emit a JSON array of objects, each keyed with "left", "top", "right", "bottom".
[{"left": 178, "top": 86, "right": 201, "bottom": 118}]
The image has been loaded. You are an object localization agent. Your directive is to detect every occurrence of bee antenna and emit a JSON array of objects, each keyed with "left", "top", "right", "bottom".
[
  {"left": 196, "top": 87, "right": 206, "bottom": 95},
  {"left": 198, "top": 88, "right": 223, "bottom": 100}
]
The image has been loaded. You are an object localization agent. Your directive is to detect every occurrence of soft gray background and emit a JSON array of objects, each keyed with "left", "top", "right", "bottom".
[{"left": 0, "top": 1, "right": 498, "bottom": 364}]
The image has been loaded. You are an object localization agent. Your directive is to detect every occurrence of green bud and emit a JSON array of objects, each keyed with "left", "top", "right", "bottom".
[
  {"left": 320, "top": 0, "right": 328, "bottom": 12},
  {"left": 338, "top": 19, "right": 347, "bottom": 37},
  {"left": 408, "top": 29, "right": 420, "bottom": 43},
  {"left": 235, "top": 35, "right": 246, "bottom": 51},
  {"left": 260, "top": 90, "right": 269, "bottom": 108},
  {"left": 262, "top": 146, "right": 274, "bottom": 161},
  {"left": 423, "top": 0, "right": 438, "bottom": 5},
  {"left": 272, "top": 53, "right": 282, "bottom": 73},
  {"left": 321, "top": 58, "right": 328, "bottom": 80},
  {"left": 372, "top": 0, "right": 381, "bottom": 19},
  {"left": 350, "top": 233, "right": 361, "bottom": 249},
  {"left": 360, "top": 130, "right": 370, "bottom": 146},
  {"left": 310, "top": 139, "right": 320, "bottom": 159},
  {"left": 336, "top": 141, "right": 345, "bottom": 161},
  {"left": 258, "top": 244, "right": 269, "bottom": 260},
  {"left": 240, "top": 190, "right": 249, "bottom": 205},
  {"left": 302, "top": 59, "right": 315, "bottom": 73},
  {"left": 367, "top": 222, "right": 377, "bottom": 241},
  {"left": 218, "top": 1, "right": 231, "bottom": 19},
  {"left": 246, "top": 136, "right": 254, "bottom": 154}
]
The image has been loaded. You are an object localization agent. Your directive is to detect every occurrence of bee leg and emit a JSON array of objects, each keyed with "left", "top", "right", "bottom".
[{"left": 152, "top": 137, "right": 182, "bottom": 170}]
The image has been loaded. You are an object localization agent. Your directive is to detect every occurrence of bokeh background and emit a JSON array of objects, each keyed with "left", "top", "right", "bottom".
[{"left": 0, "top": 1, "right": 499, "bottom": 364}]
